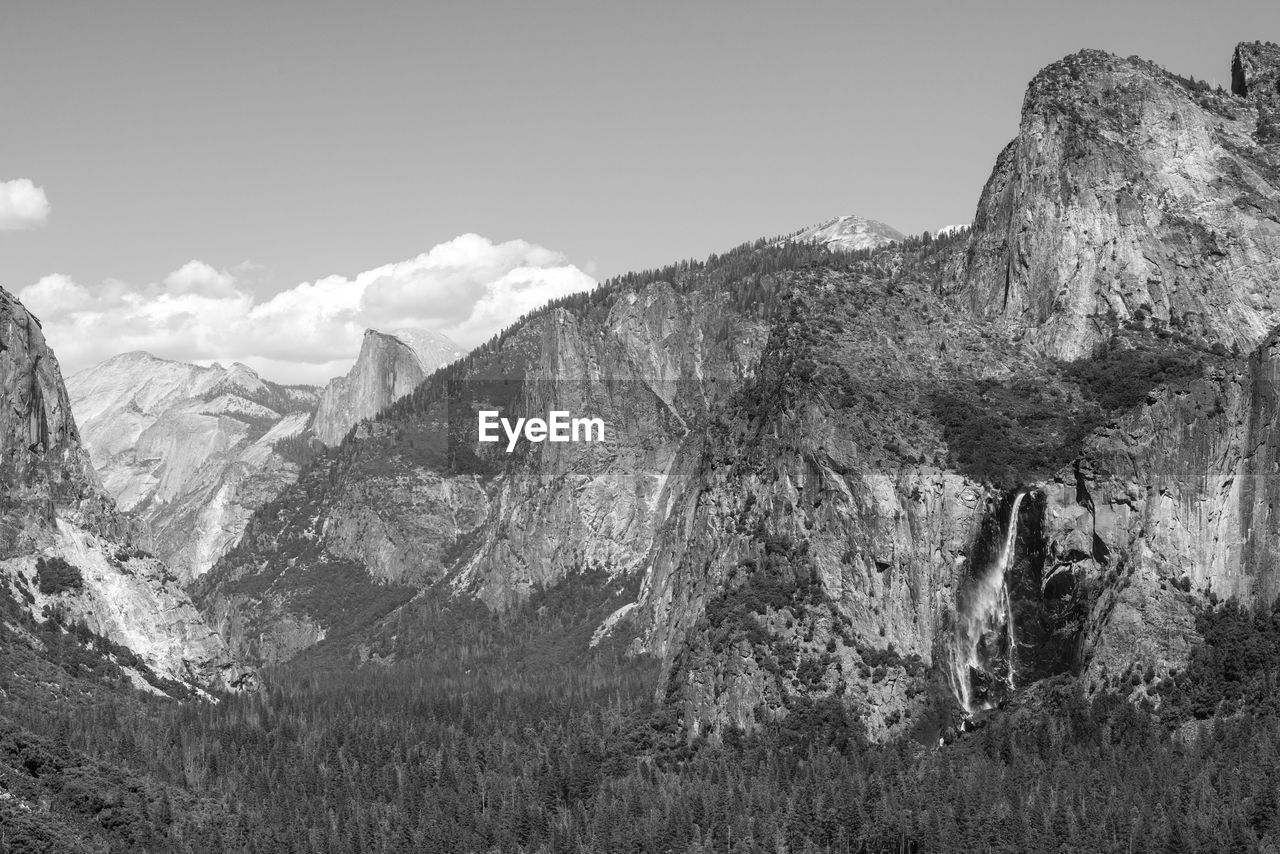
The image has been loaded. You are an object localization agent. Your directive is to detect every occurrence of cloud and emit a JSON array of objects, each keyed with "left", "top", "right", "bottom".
[
  {"left": 19, "top": 234, "right": 595, "bottom": 385},
  {"left": 0, "top": 179, "right": 51, "bottom": 230},
  {"left": 164, "top": 260, "right": 238, "bottom": 297}
]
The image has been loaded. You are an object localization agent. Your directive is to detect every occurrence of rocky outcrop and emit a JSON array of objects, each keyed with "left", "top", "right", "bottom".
[
  {"left": 0, "top": 288, "right": 251, "bottom": 694},
  {"left": 1233, "top": 41, "right": 1280, "bottom": 141},
  {"left": 311, "top": 328, "right": 462, "bottom": 446},
  {"left": 959, "top": 49, "right": 1280, "bottom": 361},
  {"left": 68, "top": 353, "right": 320, "bottom": 582}
]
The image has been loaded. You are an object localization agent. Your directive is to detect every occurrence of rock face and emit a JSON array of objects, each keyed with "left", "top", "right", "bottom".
[
  {"left": 790, "top": 215, "right": 903, "bottom": 252},
  {"left": 1038, "top": 328, "right": 1280, "bottom": 692},
  {"left": 311, "top": 328, "right": 462, "bottom": 446},
  {"left": 959, "top": 48, "right": 1280, "bottom": 361},
  {"left": 1233, "top": 41, "right": 1280, "bottom": 140},
  {"left": 68, "top": 353, "right": 320, "bottom": 583},
  {"left": 200, "top": 43, "right": 1280, "bottom": 743},
  {"left": 0, "top": 288, "right": 252, "bottom": 694}
]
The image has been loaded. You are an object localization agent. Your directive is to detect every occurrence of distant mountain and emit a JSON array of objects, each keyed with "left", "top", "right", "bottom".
[
  {"left": 0, "top": 289, "right": 252, "bottom": 695},
  {"left": 312, "top": 328, "right": 463, "bottom": 446},
  {"left": 67, "top": 353, "right": 320, "bottom": 582},
  {"left": 790, "top": 214, "right": 904, "bottom": 252}
]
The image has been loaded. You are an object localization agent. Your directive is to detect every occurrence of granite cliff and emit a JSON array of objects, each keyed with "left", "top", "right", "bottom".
[
  {"left": 312, "top": 328, "right": 463, "bottom": 446},
  {"left": 0, "top": 288, "right": 252, "bottom": 695}
]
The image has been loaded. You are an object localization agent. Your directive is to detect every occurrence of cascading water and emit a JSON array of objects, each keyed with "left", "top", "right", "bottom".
[{"left": 948, "top": 489, "right": 1029, "bottom": 715}]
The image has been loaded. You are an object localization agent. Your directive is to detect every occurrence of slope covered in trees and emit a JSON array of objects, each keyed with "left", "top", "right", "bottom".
[{"left": 10, "top": 571, "right": 1280, "bottom": 851}]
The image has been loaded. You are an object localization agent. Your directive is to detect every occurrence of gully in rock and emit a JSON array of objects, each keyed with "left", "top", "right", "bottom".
[{"left": 948, "top": 489, "right": 1034, "bottom": 715}]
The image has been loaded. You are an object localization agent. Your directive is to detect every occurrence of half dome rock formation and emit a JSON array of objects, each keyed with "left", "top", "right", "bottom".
[
  {"left": 790, "top": 215, "right": 904, "bottom": 252},
  {"left": 67, "top": 353, "right": 320, "bottom": 582},
  {"left": 311, "top": 328, "right": 463, "bottom": 446},
  {"left": 0, "top": 287, "right": 252, "bottom": 694}
]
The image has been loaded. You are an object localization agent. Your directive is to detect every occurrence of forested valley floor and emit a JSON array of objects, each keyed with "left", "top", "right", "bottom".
[{"left": 4, "top": 568, "right": 1280, "bottom": 853}]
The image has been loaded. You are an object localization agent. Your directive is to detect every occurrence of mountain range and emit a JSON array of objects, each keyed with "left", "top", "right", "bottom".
[
  {"left": 4, "top": 39, "right": 1280, "bottom": 851},
  {"left": 187, "top": 41, "right": 1280, "bottom": 741},
  {"left": 65, "top": 329, "right": 462, "bottom": 583}
]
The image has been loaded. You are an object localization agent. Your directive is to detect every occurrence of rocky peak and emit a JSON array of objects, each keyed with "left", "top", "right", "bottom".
[
  {"left": 311, "top": 327, "right": 463, "bottom": 446},
  {"left": 958, "top": 46, "right": 1280, "bottom": 360}
]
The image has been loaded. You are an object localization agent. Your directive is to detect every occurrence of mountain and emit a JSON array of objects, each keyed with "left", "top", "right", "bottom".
[
  {"left": 311, "top": 328, "right": 463, "bottom": 446},
  {"left": 0, "top": 288, "right": 252, "bottom": 696},
  {"left": 13, "top": 39, "right": 1280, "bottom": 852},
  {"left": 650, "top": 44, "right": 1280, "bottom": 738},
  {"left": 961, "top": 44, "right": 1280, "bottom": 361},
  {"left": 67, "top": 353, "right": 321, "bottom": 583},
  {"left": 789, "top": 214, "right": 904, "bottom": 251},
  {"left": 955, "top": 42, "right": 1280, "bottom": 688},
  {"left": 194, "top": 43, "right": 1280, "bottom": 748}
]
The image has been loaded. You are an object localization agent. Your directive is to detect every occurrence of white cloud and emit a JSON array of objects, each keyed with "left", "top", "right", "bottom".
[
  {"left": 20, "top": 234, "right": 595, "bottom": 385},
  {"left": 164, "top": 260, "right": 238, "bottom": 297},
  {"left": 0, "top": 179, "right": 51, "bottom": 230}
]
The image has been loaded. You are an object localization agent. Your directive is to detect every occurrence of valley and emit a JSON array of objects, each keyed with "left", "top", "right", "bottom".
[{"left": 4, "top": 38, "right": 1280, "bottom": 853}]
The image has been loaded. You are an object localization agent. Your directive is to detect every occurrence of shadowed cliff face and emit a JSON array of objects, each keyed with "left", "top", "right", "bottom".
[
  {"left": 0, "top": 288, "right": 254, "bottom": 694},
  {"left": 1034, "top": 328, "right": 1280, "bottom": 697},
  {"left": 960, "top": 49, "right": 1280, "bottom": 361}
]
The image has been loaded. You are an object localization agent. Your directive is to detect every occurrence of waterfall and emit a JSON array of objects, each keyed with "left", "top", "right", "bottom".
[{"left": 948, "top": 489, "right": 1028, "bottom": 715}]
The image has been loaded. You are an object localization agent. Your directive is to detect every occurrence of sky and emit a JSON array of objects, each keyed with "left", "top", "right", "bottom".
[{"left": 2, "top": 0, "right": 1278, "bottom": 383}]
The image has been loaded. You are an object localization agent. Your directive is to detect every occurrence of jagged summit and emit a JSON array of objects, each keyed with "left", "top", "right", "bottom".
[{"left": 790, "top": 214, "right": 904, "bottom": 252}]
